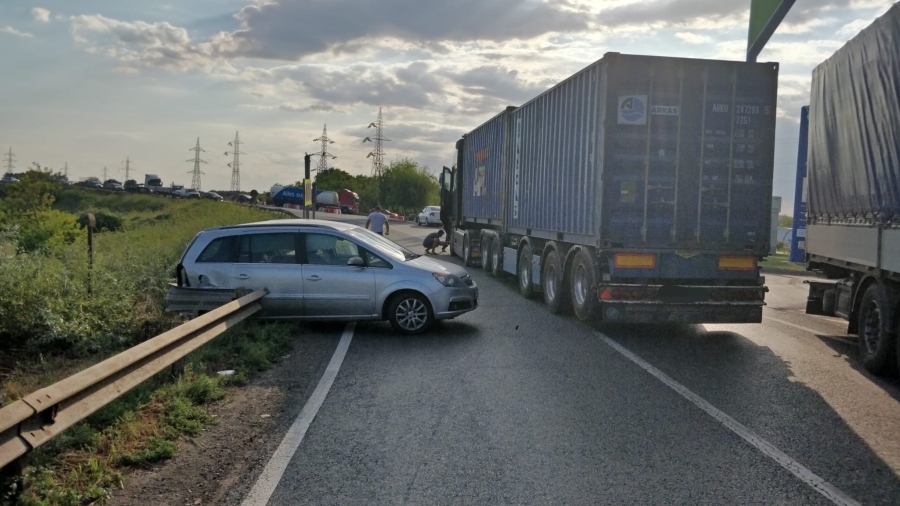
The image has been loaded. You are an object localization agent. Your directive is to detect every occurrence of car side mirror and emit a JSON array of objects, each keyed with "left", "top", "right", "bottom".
[{"left": 347, "top": 256, "right": 365, "bottom": 267}]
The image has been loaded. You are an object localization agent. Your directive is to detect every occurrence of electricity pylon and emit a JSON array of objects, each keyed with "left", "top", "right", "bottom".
[
  {"left": 363, "top": 108, "right": 390, "bottom": 177},
  {"left": 121, "top": 156, "right": 133, "bottom": 181},
  {"left": 187, "top": 138, "right": 207, "bottom": 190},
  {"left": 3, "top": 147, "right": 15, "bottom": 173},
  {"left": 313, "top": 125, "right": 336, "bottom": 174},
  {"left": 226, "top": 132, "right": 245, "bottom": 193}
]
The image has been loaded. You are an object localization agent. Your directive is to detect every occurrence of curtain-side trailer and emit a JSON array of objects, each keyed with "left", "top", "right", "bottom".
[
  {"left": 803, "top": 5, "right": 900, "bottom": 375},
  {"left": 442, "top": 52, "right": 779, "bottom": 324}
]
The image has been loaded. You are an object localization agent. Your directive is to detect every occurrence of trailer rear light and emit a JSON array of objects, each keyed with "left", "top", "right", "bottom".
[
  {"left": 600, "top": 289, "right": 612, "bottom": 300},
  {"left": 719, "top": 256, "right": 756, "bottom": 271},
  {"left": 614, "top": 253, "right": 656, "bottom": 269}
]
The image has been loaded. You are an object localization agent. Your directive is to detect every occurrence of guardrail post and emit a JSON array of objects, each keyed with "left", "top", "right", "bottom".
[
  {"left": 0, "top": 456, "right": 23, "bottom": 503},
  {"left": 87, "top": 213, "right": 95, "bottom": 296}
]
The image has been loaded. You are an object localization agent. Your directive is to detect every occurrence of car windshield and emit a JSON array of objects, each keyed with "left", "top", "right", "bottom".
[{"left": 343, "top": 227, "right": 419, "bottom": 261}]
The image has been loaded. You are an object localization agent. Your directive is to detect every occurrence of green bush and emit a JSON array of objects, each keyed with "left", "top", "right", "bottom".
[{"left": 76, "top": 212, "right": 123, "bottom": 232}]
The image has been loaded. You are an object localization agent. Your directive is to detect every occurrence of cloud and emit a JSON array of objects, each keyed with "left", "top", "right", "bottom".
[
  {"left": 70, "top": 14, "right": 228, "bottom": 71},
  {"left": 215, "top": 0, "right": 589, "bottom": 60},
  {"left": 443, "top": 65, "right": 552, "bottom": 104},
  {"left": 31, "top": 8, "right": 51, "bottom": 23},
  {"left": 837, "top": 18, "right": 875, "bottom": 38},
  {"left": 278, "top": 103, "right": 342, "bottom": 113},
  {"left": 270, "top": 61, "right": 445, "bottom": 109},
  {"left": 1, "top": 26, "right": 34, "bottom": 38},
  {"left": 675, "top": 32, "right": 711, "bottom": 44}
]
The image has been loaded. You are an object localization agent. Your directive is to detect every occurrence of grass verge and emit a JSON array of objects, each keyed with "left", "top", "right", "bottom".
[
  {"left": 760, "top": 252, "right": 808, "bottom": 273},
  {"left": 5, "top": 322, "right": 294, "bottom": 506}
]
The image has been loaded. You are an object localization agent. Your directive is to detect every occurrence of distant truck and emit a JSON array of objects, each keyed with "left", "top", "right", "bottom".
[
  {"left": 145, "top": 174, "right": 183, "bottom": 196},
  {"left": 442, "top": 52, "right": 779, "bottom": 324},
  {"left": 270, "top": 185, "right": 359, "bottom": 214},
  {"left": 803, "top": 6, "right": 900, "bottom": 375}
]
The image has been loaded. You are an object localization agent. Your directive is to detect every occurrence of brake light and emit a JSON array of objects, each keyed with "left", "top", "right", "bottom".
[
  {"left": 614, "top": 253, "right": 656, "bottom": 269},
  {"left": 719, "top": 256, "right": 756, "bottom": 271}
]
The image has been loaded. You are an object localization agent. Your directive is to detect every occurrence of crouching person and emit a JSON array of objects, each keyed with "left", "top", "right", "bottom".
[{"left": 423, "top": 230, "right": 448, "bottom": 255}]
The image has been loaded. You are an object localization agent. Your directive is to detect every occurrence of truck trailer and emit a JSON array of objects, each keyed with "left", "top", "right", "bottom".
[
  {"left": 442, "top": 52, "right": 779, "bottom": 324},
  {"left": 803, "top": 5, "right": 900, "bottom": 375}
]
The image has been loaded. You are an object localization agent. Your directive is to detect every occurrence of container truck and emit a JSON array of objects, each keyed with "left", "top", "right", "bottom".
[
  {"left": 442, "top": 52, "right": 779, "bottom": 324},
  {"left": 803, "top": 5, "right": 900, "bottom": 375}
]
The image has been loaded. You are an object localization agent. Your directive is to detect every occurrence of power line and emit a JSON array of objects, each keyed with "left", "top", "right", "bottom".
[
  {"left": 3, "top": 147, "right": 15, "bottom": 174},
  {"left": 187, "top": 138, "right": 207, "bottom": 191},
  {"left": 226, "top": 131, "right": 245, "bottom": 193},
  {"left": 363, "top": 107, "right": 390, "bottom": 177},
  {"left": 313, "top": 124, "right": 336, "bottom": 174}
]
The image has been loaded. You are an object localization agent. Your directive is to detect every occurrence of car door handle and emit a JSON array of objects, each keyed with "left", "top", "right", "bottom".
[
  {"left": 306, "top": 275, "right": 322, "bottom": 281},
  {"left": 236, "top": 274, "right": 250, "bottom": 280}
]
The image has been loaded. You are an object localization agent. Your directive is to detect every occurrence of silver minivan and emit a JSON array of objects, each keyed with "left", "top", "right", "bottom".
[{"left": 175, "top": 220, "right": 478, "bottom": 334}]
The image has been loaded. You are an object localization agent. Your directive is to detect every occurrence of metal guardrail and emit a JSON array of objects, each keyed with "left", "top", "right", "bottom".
[{"left": 0, "top": 288, "right": 268, "bottom": 471}]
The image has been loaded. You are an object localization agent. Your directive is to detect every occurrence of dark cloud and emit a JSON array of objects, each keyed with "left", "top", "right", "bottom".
[{"left": 222, "top": 0, "right": 589, "bottom": 60}]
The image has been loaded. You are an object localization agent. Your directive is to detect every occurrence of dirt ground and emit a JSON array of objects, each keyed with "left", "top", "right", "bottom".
[{"left": 108, "top": 327, "right": 342, "bottom": 506}]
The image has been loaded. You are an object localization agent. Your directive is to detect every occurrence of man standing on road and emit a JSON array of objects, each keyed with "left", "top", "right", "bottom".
[{"left": 366, "top": 206, "right": 390, "bottom": 236}]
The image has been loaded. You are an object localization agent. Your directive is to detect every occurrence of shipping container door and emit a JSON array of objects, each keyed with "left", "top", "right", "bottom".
[
  {"left": 462, "top": 113, "right": 506, "bottom": 222},
  {"left": 601, "top": 56, "right": 776, "bottom": 251}
]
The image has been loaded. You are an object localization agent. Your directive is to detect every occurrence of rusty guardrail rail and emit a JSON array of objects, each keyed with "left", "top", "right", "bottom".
[{"left": 0, "top": 288, "right": 268, "bottom": 471}]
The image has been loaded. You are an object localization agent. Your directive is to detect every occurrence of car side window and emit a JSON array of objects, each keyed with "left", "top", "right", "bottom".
[
  {"left": 196, "top": 236, "right": 238, "bottom": 263},
  {"left": 304, "top": 233, "right": 360, "bottom": 266},
  {"left": 363, "top": 249, "right": 391, "bottom": 268},
  {"left": 236, "top": 233, "right": 297, "bottom": 264}
]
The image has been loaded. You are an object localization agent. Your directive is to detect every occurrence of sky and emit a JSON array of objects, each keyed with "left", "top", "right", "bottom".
[{"left": 0, "top": 0, "right": 896, "bottom": 213}]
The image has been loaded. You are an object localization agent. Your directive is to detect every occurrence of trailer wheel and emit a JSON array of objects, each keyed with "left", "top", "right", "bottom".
[
  {"left": 542, "top": 249, "right": 570, "bottom": 314},
  {"left": 858, "top": 285, "right": 897, "bottom": 375},
  {"left": 570, "top": 250, "right": 597, "bottom": 321},
  {"left": 518, "top": 244, "right": 535, "bottom": 299},
  {"left": 481, "top": 234, "right": 493, "bottom": 274},
  {"left": 490, "top": 236, "right": 504, "bottom": 277}
]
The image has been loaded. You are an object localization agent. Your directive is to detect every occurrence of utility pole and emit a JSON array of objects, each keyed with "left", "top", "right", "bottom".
[
  {"left": 313, "top": 124, "right": 336, "bottom": 175},
  {"left": 3, "top": 147, "right": 14, "bottom": 174},
  {"left": 187, "top": 138, "right": 207, "bottom": 191},
  {"left": 63, "top": 162, "right": 68, "bottom": 178},
  {"left": 121, "top": 156, "right": 132, "bottom": 181},
  {"left": 226, "top": 132, "right": 245, "bottom": 193},
  {"left": 102, "top": 166, "right": 108, "bottom": 182},
  {"left": 364, "top": 107, "right": 390, "bottom": 177}
]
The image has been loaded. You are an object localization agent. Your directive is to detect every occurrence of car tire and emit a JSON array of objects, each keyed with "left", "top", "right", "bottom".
[
  {"left": 481, "top": 234, "right": 492, "bottom": 273},
  {"left": 857, "top": 284, "right": 897, "bottom": 375},
  {"left": 543, "top": 249, "right": 570, "bottom": 314},
  {"left": 490, "top": 236, "right": 504, "bottom": 277},
  {"left": 570, "top": 250, "right": 597, "bottom": 321},
  {"left": 388, "top": 292, "right": 433, "bottom": 335},
  {"left": 518, "top": 244, "right": 535, "bottom": 299}
]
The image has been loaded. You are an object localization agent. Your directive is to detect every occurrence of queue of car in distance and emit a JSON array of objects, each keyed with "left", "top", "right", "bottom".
[
  {"left": 417, "top": 206, "right": 441, "bottom": 226},
  {"left": 173, "top": 219, "right": 479, "bottom": 334}
]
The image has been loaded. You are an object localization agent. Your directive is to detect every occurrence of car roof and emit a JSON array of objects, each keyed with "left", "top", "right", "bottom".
[{"left": 214, "top": 218, "right": 357, "bottom": 232}]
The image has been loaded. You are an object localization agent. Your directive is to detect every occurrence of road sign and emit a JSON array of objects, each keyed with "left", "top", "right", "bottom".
[
  {"left": 747, "top": 0, "right": 796, "bottom": 62},
  {"left": 303, "top": 179, "right": 312, "bottom": 207}
]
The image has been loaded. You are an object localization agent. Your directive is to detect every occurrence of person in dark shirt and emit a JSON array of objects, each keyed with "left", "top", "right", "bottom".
[{"left": 423, "top": 230, "right": 448, "bottom": 255}]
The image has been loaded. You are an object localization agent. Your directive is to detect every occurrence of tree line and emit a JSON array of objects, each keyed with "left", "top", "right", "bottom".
[{"left": 283, "top": 158, "right": 440, "bottom": 216}]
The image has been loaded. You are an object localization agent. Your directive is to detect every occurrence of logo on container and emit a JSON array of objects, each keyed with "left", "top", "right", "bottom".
[{"left": 618, "top": 95, "right": 647, "bottom": 125}]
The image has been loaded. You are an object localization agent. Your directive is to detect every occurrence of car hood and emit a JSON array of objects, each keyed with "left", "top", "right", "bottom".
[{"left": 406, "top": 256, "right": 469, "bottom": 277}]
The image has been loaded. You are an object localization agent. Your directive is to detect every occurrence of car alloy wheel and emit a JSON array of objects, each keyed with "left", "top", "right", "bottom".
[{"left": 389, "top": 293, "right": 433, "bottom": 335}]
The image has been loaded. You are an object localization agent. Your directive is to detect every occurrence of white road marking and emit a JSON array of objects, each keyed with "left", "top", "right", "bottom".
[
  {"left": 594, "top": 331, "right": 862, "bottom": 506},
  {"left": 242, "top": 323, "right": 355, "bottom": 506},
  {"left": 764, "top": 316, "right": 858, "bottom": 346}
]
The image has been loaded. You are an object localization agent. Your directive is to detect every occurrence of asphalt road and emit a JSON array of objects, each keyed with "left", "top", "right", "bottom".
[{"left": 242, "top": 211, "right": 900, "bottom": 505}]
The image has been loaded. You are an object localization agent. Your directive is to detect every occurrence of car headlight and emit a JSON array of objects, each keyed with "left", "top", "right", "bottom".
[{"left": 432, "top": 272, "right": 464, "bottom": 287}]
